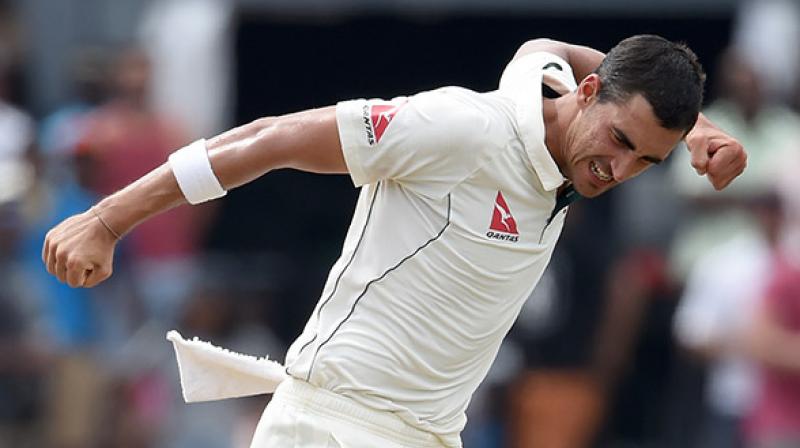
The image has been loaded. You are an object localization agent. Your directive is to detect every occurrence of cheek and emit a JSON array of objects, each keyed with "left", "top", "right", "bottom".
[{"left": 571, "top": 129, "right": 604, "bottom": 159}]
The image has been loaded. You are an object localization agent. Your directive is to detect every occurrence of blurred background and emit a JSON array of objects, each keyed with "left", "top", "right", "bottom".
[{"left": 2, "top": 0, "right": 800, "bottom": 447}]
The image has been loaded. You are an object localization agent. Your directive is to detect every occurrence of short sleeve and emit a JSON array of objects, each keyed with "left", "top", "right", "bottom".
[
  {"left": 336, "top": 87, "right": 502, "bottom": 199},
  {"left": 499, "top": 52, "right": 577, "bottom": 95}
]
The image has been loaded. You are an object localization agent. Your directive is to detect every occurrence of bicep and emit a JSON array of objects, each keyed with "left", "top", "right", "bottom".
[
  {"left": 335, "top": 89, "right": 497, "bottom": 197},
  {"left": 510, "top": 38, "right": 604, "bottom": 82},
  {"left": 265, "top": 106, "right": 348, "bottom": 174},
  {"left": 207, "top": 106, "right": 348, "bottom": 190}
]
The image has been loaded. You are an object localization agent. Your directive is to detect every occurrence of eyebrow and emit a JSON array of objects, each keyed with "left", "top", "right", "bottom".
[{"left": 613, "top": 127, "right": 663, "bottom": 165}]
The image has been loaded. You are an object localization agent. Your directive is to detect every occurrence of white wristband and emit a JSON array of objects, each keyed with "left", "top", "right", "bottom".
[{"left": 168, "top": 139, "right": 227, "bottom": 205}]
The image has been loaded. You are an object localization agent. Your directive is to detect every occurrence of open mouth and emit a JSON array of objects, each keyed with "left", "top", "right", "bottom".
[{"left": 590, "top": 161, "right": 613, "bottom": 183}]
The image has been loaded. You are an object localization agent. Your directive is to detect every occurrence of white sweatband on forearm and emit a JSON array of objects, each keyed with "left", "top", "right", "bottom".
[{"left": 168, "top": 139, "right": 227, "bottom": 205}]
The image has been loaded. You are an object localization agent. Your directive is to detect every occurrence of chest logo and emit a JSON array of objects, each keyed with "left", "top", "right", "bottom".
[{"left": 487, "top": 191, "right": 519, "bottom": 242}]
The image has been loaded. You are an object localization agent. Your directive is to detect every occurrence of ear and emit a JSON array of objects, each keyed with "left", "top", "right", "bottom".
[{"left": 576, "top": 73, "right": 601, "bottom": 107}]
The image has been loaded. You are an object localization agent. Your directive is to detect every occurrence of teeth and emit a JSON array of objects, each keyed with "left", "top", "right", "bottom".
[{"left": 590, "top": 161, "right": 612, "bottom": 182}]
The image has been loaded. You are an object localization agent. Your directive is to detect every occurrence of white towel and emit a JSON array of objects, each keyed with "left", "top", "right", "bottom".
[{"left": 166, "top": 330, "right": 287, "bottom": 403}]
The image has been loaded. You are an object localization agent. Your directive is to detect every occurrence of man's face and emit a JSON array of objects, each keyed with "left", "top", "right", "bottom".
[{"left": 561, "top": 77, "right": 686, "bottom": 198}]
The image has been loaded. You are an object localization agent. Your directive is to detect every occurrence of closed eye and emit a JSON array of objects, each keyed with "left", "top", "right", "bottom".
[
  {"left": 611, "top": 128, "right": 635, "bottom": 151},
  {"left": 612, "top": 128, "right": 662, "bottom": 165}
]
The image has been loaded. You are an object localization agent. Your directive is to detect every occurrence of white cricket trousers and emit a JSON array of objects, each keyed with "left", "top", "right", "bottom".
[{"left": 249, "top": 378, "right": 452, "bottom": 448}]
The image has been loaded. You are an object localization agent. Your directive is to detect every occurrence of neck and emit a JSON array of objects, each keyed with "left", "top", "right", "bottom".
[{"left": 542, "top": 93, "right": 577, "bottom": 177}]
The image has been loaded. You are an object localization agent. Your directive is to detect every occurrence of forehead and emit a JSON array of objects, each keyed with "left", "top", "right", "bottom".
[{"left": 607, "top": 94, "right": 684, "bottom": 157}]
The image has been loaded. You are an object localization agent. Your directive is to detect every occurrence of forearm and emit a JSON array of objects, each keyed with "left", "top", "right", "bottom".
[
  {"left": 747, "top": 313, "right": 800, "bottom": 372},
  {"left": 93, "top": 119, "right": 270, "bottom": 236},
  {"left": 94, "top": 164, "right": 184, "bottom": 236},
  {"left": 686, "top": 112, "right": 713, "bottom": 138},
  {"left": 94, "top": 106, "right": 343, "bottom": 236}
]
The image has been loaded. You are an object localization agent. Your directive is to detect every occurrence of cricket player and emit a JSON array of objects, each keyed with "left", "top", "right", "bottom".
[{"left": 42, "top": 35, "right": 746, "bottom": 447}]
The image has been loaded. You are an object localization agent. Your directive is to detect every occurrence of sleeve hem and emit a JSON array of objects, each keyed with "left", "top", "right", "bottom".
[{"left": 335, "top": 100, "right": 370, "bottom": 187}]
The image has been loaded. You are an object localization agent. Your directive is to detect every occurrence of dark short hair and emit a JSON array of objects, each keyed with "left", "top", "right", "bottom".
[{"left": 594, "top": 34, "right": 706, "bottom": 133}]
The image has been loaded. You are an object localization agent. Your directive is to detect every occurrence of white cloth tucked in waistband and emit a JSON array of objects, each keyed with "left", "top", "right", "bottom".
[{"left": 166, "top": 330, "right": 287, "bottom": 403}]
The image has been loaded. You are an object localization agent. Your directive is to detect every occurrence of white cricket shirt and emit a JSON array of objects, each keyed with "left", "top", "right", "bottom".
[{"left": 284, "top": 52, "right": 577, "bottom": 446}]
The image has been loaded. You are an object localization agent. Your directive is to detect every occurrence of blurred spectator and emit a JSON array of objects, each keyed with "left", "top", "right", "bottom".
[
  {"left": 673, "top": 195, "right": 780, "bottom": 448},
  {"left": 39, "top": 47, "right": 107, "bottom": 163},
  {"left": 24, "top": 47, "right": 108, "bottom": 352},
  {"left": 78, "top": 47, "right": 214, "bottom": 326},
  {"left": 0, "top": 45, "right": 35, "bottom": 205},
  {"left": 0, "top": 201, "right": 49, "bottom": 448},
  {"left": 16, "top": 48, "right": 113, "bottom": 448},
  {"left": 0, "top": 44, "right": 46, "bottom": 446},
  {"left": 742, "top": 142, "right": 800, "bottom": 448},
  {"left": 733, "top": 0, "right": 800, "bottom": 103},
  {"left": 593, "top": 246, "right": 687, "bottom": 447},
  {"left": 508, "top": 196, "right": 616, "bottom": 448},
  {"left": 774, "top": 143, "right": 800, "bottom": 276},
  {"left": 667, "top": 44, "right": 800, "bottom": 448},
  {"left": 139, "top": 0, "right": 234, "bottom": 139},
  {"left": 743, "top": 202, "right": 800, "bottom": 448},
  {"left": 669, "top": 47, "right": 800, "bottom": 281}
]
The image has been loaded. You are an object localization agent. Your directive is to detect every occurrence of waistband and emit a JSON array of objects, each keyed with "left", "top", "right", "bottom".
[{"left": 273, "top": 378, "right": 453, "bottom": 448}]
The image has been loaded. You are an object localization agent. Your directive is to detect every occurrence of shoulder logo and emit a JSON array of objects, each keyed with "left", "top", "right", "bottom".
[
  {"left": 487, "top": 191, "right": 519, "bottom": 242},
  {"left": 362, "top": 100, "right": 406, "bottom": 145}
]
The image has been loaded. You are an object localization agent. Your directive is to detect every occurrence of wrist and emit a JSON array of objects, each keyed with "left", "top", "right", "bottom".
[
  {"left": 94, "top": 163, "right": 186, "bottom": 237},
  {"left": 92, "top": 200, "right": 132, "bottom": 238},
  {"left": 90, "top": 206, "right": 122, "bottom": 240},
  {"left": 688, "top": 113, "right": 713, "bottom": 137},
  {"left": 169, "top": 139, "right": 227, "bottom": 204}
]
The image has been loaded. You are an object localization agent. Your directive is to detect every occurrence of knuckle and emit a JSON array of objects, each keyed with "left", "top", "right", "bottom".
[
  {"left": 97, "top": 266, "right": 112, "bottom": 280},
  {"left": 65, "top": 254, "right": 85, "bottom": 270}
]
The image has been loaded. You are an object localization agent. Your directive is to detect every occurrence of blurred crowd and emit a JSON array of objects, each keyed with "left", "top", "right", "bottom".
[
  {"left": 2, "top": 0, "right": 800, "bottom": 447},
  {"left": 0, "top": 2, "right": 276, "bottom": 447}
]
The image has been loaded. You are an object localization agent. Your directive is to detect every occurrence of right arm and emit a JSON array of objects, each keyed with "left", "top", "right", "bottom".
[
  {"left": 510, "top": 38, "right": 605, "bottom": 82},
  {"left": 43, "top": 106, "right": 345, "bottom": 288}
]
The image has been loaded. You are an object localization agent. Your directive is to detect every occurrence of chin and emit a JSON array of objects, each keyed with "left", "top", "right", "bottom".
[{"left": 573, "top": 179, "right": 611, "bottom": 198}]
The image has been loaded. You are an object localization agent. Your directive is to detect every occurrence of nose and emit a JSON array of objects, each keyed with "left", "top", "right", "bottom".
[{"left": 610, "top": 151, "right": 639, "bottom": 183}]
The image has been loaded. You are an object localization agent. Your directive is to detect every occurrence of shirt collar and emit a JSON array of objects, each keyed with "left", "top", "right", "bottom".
[{"left": 498, "top": 52, "right": 577, "bottom": 192}]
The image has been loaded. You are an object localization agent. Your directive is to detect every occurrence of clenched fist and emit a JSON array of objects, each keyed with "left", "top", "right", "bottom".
[
  {"left": 42, "top": 207, "right": 119, "bottom": 288},
  {"left": 685, "top": 114, "right": 747, "bottom": 190}
]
